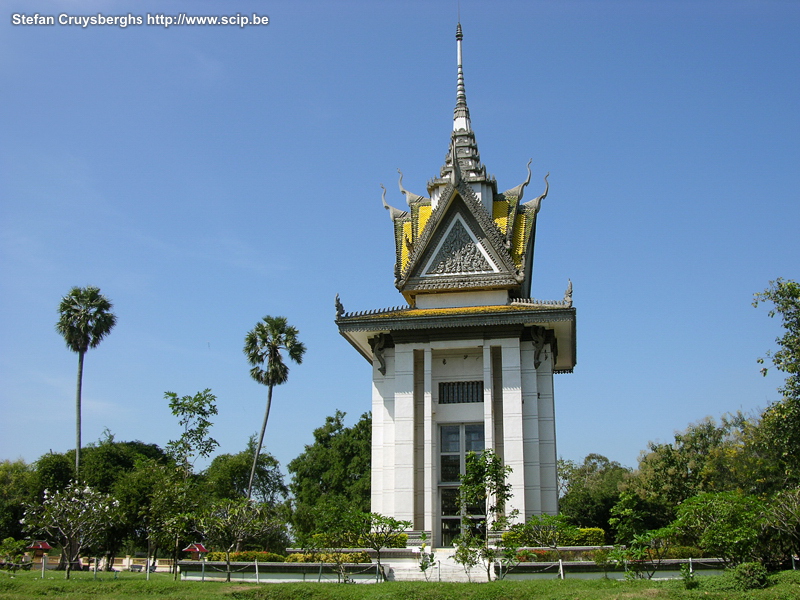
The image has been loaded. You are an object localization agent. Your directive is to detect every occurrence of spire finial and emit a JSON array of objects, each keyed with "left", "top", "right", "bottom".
[{"left": 454, "top": 22, "right": 471, "bottom": 132}]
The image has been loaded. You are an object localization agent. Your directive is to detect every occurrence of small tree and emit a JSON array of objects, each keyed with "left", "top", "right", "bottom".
[
  {"left": 453, "top": 449, "right": 516, "bottom": 581},
  {"left": 0, "top": 537, "right": 28, "bottom": 571},
  {"left": 197, "top": 499, "right": 277, "bottom": 582},
  {"left": 165, "top": 389, "right": 219, "bottom": 480},
  {"left": 609, "top": 527, "right": 673, "bottom": 580},
  {"left": 510, "top": 513, "right": 578, "bottom": 559},
  {"left": 22, "top": 482, "right": 118, "bottom": 579},
  {"left": 301, "top": 497, "right": 362, "bottom": 583},
  {"left": 359, "top": 513, "right": 411, "bottom": 581}
]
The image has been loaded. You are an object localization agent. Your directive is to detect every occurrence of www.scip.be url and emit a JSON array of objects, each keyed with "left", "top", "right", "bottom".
[{"left": 10, "top": 13, "right": 270, "bottom": 29}]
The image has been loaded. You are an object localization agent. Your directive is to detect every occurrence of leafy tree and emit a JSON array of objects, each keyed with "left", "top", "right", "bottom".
[
  {"left": 165, "top": 388, "right": 219, "bottom": 479},
  {"left": 672, "top": 491, "right": 765, "bottom": 566},
  {"left": 768, "top": 486, "right": 800, "bottom": 561},
  {"left": 0, "top": 460, "right": 35, "bottom": 541},
  {"left": 558, "top": 453, "right": 629, "bottom": 542},
  {"left": 55, "top": 286, "right": 117, "bottom": 477},
  {"left": 609, "top": 527, "right": 674, "bottom": 580},
  {"left": 616, "top": 416, "right": 745, "bottom": 535},
  {"left": 22, "top": 482, "right": 119, "bottom": 578},
  {"left": 300, "top": 497, "right": 364, "bottom": 583},
  {"left": 146, "top": 464, "right": 199, "bottom": 579},
  {"left": 204, "top": 437, "right": 287, "bottom": 506},
  {"left": 81, "top": 431, "right": 169, "bottom": 494},
  {"left": 455, "top": 449, "right": 515, "bottom": 581},
  {"left": 510, "top": 513, "right": 578, "bottom": 556},
  {"left": 33, "top": 452, "right": 74, "bottom": 498},
  {"left": 358, "top": 513, "right": 412, "bottom": 581},
  {"left": 753, "top": 278, "right": 800, "bottom": 486},
  {"left": 288, "top": 410, "right": 371, "bottom": 536},
  {"left": 109, "top": 459, "right": 167, "bottom": 561},
  {"left": 609, "top": 491, "right": 668, "bottom": 544},
  {"left": 197, "top": 498, "right": 278, "bottom": 582},
  {"left": 0, "top": 537, "right": 29, "bottom": 567},
  {"left": 243, "top": 316, "right": 306, "bottom": 501}
]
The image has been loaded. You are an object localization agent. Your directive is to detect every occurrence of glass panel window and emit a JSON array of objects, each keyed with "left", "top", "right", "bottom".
[
  {"left": 464, "top": 424, "right": 484, "bottom": 452},
  {"left": 438, "top": 423, "right": 487, "bottom": 545},
  {"left": 441, "top": 518, "right": 461, "bottom": 547},
  {"left": 440, "top": 488, "right": 459, "bottom": 516},
  {"left": 440, "top": 425, "right": 460, "bottom": 453},
  {"left": 440, "top": 455, "right": 460, "bottom": 483}
]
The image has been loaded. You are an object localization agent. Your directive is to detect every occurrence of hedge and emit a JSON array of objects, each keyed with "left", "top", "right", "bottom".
[
  {"left": 285, "top": 552, "right": 371, "bottom": 564},
  {"left": 205, "top": 551, "right": 285, "bottom": 562},
  {"left": 503, "top": 527, "right": 606, "bottom": 548}
]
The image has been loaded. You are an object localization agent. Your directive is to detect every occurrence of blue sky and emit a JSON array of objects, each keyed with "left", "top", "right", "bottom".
[{"left": 2, "top": 0, "right": 798, "bottom": 478}]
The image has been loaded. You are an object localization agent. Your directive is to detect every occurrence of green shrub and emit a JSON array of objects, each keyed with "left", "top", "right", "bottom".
[
  {"left": 731, "top": 562, "right": 768, "bottom": 590},
  {"left": 285, "top": 552, "right": 371, "bottom": 564},
  {"left": 205, "top": 551, "right": 285, "bottom": 562},
  {"left": 503, "top": 526, "right": 605, "bottom": 547},
  {"left": 569, "top": 528, "right": 606, "bottom": 546}
]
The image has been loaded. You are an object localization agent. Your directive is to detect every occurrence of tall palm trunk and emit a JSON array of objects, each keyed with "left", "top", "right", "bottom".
[
  {"left": 247, "top": 384, "right": 274, "bottom": 501},
  {"left": 75, "top": 350, "right": 85, "bottom": 478}
]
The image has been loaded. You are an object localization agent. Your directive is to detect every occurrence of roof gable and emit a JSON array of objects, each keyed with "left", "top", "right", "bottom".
[{"left": 397, "top": 181, "right": 520, "bottom": 302}]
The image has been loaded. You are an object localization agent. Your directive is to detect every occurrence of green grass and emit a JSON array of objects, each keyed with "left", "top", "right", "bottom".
[{"left": 1, "top": 570, "right": 799, "bottom": 600}]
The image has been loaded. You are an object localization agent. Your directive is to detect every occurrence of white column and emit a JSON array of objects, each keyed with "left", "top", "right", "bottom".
[
  {"left": 393, "top": 345, "right": 416, "bottom": 522},
  {"left": 378, "top": 348, "right": 396, "bottom": 516},
  {"left": 520, "top": 340, "right": 542, "bottom": 517},
  {"left": 482, "top": 344, "right": 494, "bottom": 451},
  {"left": 423, "top": 348, "right": 434, "bottom": 537},
  {"left": 371, "top": 376, "right": 384, "bottom": 515},
  {"left": 537, "top": 344, "right": 558, "bottom": 514},
  {"left": 501, "top": 340, "right": 526, "bottom": 518}
]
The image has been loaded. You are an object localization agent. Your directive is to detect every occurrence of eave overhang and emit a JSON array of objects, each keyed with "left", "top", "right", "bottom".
[{"left": 336, "top": 303, "right": 576, "bottom": 373}]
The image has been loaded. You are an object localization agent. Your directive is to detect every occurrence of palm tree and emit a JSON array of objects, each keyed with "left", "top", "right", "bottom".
[
  {"left": 56, "top": 286, "right": 117, "bottom": 478},
  {"left": 243, "top": 316, "right": 305, "bottom": 500}
]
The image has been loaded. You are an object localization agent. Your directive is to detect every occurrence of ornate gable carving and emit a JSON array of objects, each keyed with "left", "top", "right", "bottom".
[
  {"left": 425, "top": 218, "right": 495, "bottom": 275},
  {"left": 395, "top": 183, "right": 520, "bottom": 302}
]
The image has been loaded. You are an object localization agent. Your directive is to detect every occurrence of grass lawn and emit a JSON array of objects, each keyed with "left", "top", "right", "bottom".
[{"left": 1, "top": 569, "right": 799, "bottom": 600}]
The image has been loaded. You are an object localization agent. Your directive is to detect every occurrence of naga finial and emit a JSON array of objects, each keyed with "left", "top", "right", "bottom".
[
  {"left": 503, "top": 158, "right": 533, "bottom": 200},
  {"left": 397, "top": 169, "right": 425, "bottom": 205},
  {"left": 449, "top": 139, "right": 462, "bottom": 185},
  {"left": 523, "top": 172, "right": 549, "bottom": 214},
  {"left": 564, "top": 279, "right": 573, "bottom": 306},
  {"left": 381, "top": 183, "right": 407, "bottom": 221},
  {"left": 335, "top": 294, "right": 345, "bottom": 319}
]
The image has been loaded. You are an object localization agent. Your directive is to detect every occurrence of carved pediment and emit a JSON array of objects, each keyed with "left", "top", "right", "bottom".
[
  {"left": 397, "top": 185, "right": 520, "bottom": 301},
  {"left": 424, "top": 218, "right": 496, "bottom": 275}
]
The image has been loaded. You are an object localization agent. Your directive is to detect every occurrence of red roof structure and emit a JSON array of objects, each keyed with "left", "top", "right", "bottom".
[
  {"left": 27, "top": 541, "right": 53, "bottom": 551},
  {"left": 182, "top": 543, "right": 208, "bottom": 553}
]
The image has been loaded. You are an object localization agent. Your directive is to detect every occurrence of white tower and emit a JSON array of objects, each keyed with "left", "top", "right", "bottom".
[{"left": 337, "top": 24, "right": 576, "bottom": 546}]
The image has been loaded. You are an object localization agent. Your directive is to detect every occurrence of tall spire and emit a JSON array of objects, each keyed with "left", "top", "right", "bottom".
[
  {"left": 429, "top": 22, "right": 493, "bottom": 200},
  {"left": 453, "top": 23, "right": 471, "bottom": 132}
]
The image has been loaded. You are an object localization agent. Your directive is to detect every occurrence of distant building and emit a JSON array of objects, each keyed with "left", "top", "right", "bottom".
[{"left": 336, "top": 24, "right": 576, "bottom": 547}]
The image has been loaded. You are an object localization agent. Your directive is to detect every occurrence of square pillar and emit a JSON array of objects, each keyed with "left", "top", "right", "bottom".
[
  {"left": 393, "top": 345, "right": 416, "bottom": 522},
  {"left": 423, "top": 348, "right": 434, "bottom": 536},
  {"left": 501, "top": 340, "right": 525, "bottom": 518}
]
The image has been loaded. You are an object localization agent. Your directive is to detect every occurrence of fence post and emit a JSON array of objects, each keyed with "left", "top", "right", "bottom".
[{"left": 255, "top": 559, "right": 259, "bottom": 584}]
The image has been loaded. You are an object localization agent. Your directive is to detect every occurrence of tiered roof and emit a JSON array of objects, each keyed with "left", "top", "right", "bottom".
[
  {"left": 336, "top": 24, "right": 576, "bottom": 373},
  {"left": 380, "top": 24, "right": 550, "bottom": 304}
]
